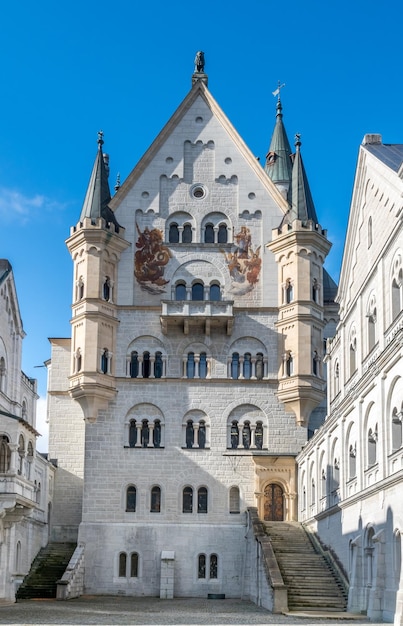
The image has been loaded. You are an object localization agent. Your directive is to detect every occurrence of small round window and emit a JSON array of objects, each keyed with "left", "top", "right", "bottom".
[{"left": 191, "top": 185, "right": 206, "bottom": 199}]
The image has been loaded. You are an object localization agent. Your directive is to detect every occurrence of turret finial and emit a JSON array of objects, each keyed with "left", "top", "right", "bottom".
[
  {"left": 114, "top": 173, "right": 121, "bottom": 193},
  {"left": 97, "top": 130, "right": 104, "bottom": 147},
  {"left": 294, "top": 133, "right": 301, "bottom": 148}
]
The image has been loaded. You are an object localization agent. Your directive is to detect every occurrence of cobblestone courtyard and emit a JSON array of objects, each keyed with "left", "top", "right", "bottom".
[{"left": 0, "top": 597, "right": 383, "bottom": 626}]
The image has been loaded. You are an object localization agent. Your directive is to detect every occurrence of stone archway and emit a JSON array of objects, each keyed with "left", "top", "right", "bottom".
[{"left": 264, "top": 483, "right": 284, "bottom": 521}]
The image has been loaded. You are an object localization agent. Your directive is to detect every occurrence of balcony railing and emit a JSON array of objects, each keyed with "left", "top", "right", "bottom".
[{"left": 160, "top": 300, "right": 234, "bottom": 335}]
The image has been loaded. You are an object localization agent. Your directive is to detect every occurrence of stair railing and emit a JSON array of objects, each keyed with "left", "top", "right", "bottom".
[{"left": 56, "top": 544, "right": 84, "bottom": 600}]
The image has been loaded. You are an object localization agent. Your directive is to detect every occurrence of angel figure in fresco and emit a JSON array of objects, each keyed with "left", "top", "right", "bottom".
[
  {"left": 222, "top": 227, "right": 262, "bottom": 295},
  {"left": 244, "top": 246, "right": 262, "bottom": 285},
  {"left": 234, "top": 226, "right": 251, "bottom": 258},
  {"left": 134, "top": 224, "right": 171, "bottom": 293}
]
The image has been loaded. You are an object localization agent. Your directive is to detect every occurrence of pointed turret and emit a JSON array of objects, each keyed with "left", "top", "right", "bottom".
[
  {"left": 265, "top": 96, "right": 293, "bottom": 201},
  {"left": 80, "top": 131, "right": 112, "bottom": 223},
  {"left": 290, "top": 134, "right": 319, "bottom": 224}
]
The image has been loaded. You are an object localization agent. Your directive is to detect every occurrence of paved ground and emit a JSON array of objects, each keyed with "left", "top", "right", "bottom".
[{"left": 0, "top": 597, "right": 386, "bottom": 626}]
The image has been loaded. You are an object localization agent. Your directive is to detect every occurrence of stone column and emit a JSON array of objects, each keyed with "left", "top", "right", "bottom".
[{"left": 160, "top": 551, "right": 175, "bottom": 599}]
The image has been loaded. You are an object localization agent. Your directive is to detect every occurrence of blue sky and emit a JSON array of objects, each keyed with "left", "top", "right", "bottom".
[{"left": 1, "top": 0, "right": 402, "bottom": 449}]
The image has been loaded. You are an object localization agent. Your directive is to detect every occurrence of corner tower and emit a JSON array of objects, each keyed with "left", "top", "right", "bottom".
[
  {"left": 66, "top": 132, "right": 130, "bottom": 422},
  {"left": 268, "top": 132, "right": 331, "bottom": 426}
]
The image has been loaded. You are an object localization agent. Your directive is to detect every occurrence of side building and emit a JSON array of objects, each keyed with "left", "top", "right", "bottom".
[
  {"left": 0, "top": 260, "right": 55, "bottom": 600},
  {"left": 298, "top": 134, "right": 403, "bottom": 623},
  {"left": 47, "top": 62, "right": 337, "bottom": 599}
]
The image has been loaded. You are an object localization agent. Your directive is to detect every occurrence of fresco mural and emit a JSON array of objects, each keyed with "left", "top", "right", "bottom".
[
  {"left": 223, "top": 226, "right": 261, "bottom": 295},
  {"left": 134, "top": 224, "right": 171, "bottom": 294}
]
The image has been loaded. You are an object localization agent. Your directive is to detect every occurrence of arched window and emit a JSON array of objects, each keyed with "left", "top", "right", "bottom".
[
  {"left": 16, "top": 541, "right": 22, "bottom": 573},
  {"left": 204, "top": 223, "right": 214, "bottom": 243},
  {"left": 199, "top": 420, "right": 206, "bottom": 449},
  {"left": 311, "top": 480, "right": 316, "bottom": 505},
  {"left": 169, "top": 223, "right": 179, "bottom": 243},
  {"left": 141, "top": 420, "right": 149, "bottom": 447},
  {"left": 119, "top": 552, "right": 127, "bottom": 577},
  {"left": 18, "top": 434, "right": 25, "bottom": 475},
  {"left": 175, "top": 283, "right": 187, "bottom": 300},
  {"left": 75, "top": 349, "right": 82, "bottom": 373},
  {"left": 285, "top": 352, "right": 293, "bottom": 377},
  {"left": 77, "top": 277, "right": 84, "bottom": 301},
  {"left": 312, "top": 279, "right": 319, "bottom": 303},
  {"left": 130, "top": 553, "right": 139, "bottom": 577},
  {"left": 0, "top": 435, "right": 10, "bottom": 472},
  {"left": 199, "top": 353, "right": 207, "bottom": 379},
  {"left": 198, "top": 554, "right": 206, "bottom": 578},
  {"left": 126, "top": 486, "right": 136, "bottom": 512},
  {"left": 242, "top": 422, "right": 251, "bottom": 449},
  {"left": 312, "top": 351, "right": 319, "bottom": 376},
  {"left": 285, "top": 280, "right": 293, "bottom": 303},
  {"left": 186, "top": 353, "right": 195, "bottom": 379},
  {"left": 22, "top": 400, "right": 27, "bottom": 420},
  {"left": 130, "top": 351, "right": 139, "bottom": 378},
  {"left": 349, "top": 328, "right": 357, "bottom": 376},
  {"left": 229, "top": 486, "right": 240, "bottom": 514},
  {"left": 392, "top": 407, "right": 403, "bottom": 451},
  {"left": 27, "top": 441, "right": 34, "bottom": 480},
  {"left": 368, "top": 425, "right": 378, "bottom": 466},
  {"left": 101, "top": 349, "right": 109, "bottom": 374},
  {"left": 151, "top": 486, "right": 161, "bottom": 513},
  {"left": 349, "top": 444, "right": 356, "bottom": 479},
  {"left": 392, "top": 276, "right": 402, "bottom": 320},
  {"left": 183, "top": 486, "right": 193, "bottom": 513},
  {"left": 0, "top": 357, "right": 6, "bottom": 393},
  {"left": 103, "top": 276, "right": 111, "bottom": 301},
  {"left": 198, "top": 487, "right": 208, "bottom": 513},
  {"left": 36, "top": 482, "right": 41, "bottom": 505},
  {"left": 153, "top": 420, "right": 162, "bottom": 448},
  {"left": 243, "top": 353, "right": 252, "bottom": 379},
  {"left": 209, "top": 284, "right": 221, "bottom": 301},
  {"left": 129, "top": 420, "right": 137, "bottom": 447},
  {"left": 332, "top": 458, "right": 340, "bottom": 493},
  {"left": 154, "top": 352, "right": 163, "bottom": 378},
  {"left": 218, "top": 223, "right": 228, "bottom": 243},
  {"left": 231, "top": 353, "right": 240, "bottom": 379},
  {"left": 256, "top": 353, "right": 264, "bottom": 380},
  {"left": 182, "top": 223, "right": 192, "bottom": 243},
  {"left": 231, "top": 421, "right": 239, "bottom": 449},
  {"left": 192, "top": 282, "right": 204, "bottom": 301},
  {"left": 210, "top": 554, "right": 218, "bottom": 579},
  {"left": 186, "top": 421, "right": 194, "bottom": 448},
  {"left": 334, "top": 361, "right": 340, "bottom": 396},
  {"left": 367, "top": 294, "right": 377, "bottom": 353},
  {"left": 255, "top": 422, "right": 263, "bottom": 450},
  {"left": 142, "top": 352, "right": 150, "bottom": 378}
]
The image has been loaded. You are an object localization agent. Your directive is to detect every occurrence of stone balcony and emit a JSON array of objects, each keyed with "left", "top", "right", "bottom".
[{"left": 160, "top": 300, "right": 234, "bottom": 335}]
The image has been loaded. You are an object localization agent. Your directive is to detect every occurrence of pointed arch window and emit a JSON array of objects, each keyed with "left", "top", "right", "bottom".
[
  {"left": 204, "top": 223, "right": 214, "bottom": 243},
  {"left": 169, "top": 223, "right": 179, "bottom": 243},
  {"left": 126, "top": 486, "right": 137, "bottom": 512}
]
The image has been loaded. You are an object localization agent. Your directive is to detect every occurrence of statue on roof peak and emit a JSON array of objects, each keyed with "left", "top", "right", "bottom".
[{"left": 194, "top": 51, "right": 205, "bottom": 73}]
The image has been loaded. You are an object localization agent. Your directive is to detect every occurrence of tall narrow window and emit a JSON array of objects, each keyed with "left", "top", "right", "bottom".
[
  {"left": 231, "top": 421, "right": 239, "bottom": 449},
  {"left": 16, "top": 541, "right": 22, "bottom": 572},
  {"left": 130, "top": 553, "right": 139, "bottom": 577},
  {"left": 175, "top": 283, "right": 186, "bottom": 300},
  {"left": 77, "top": 277, "right": 84, "bottom": 300},
  {"left": 392, "top": 407, "right": 403, "bottom": 451},
  {"left": 368, "top": 426, "right": 378, "bottom": 466},
  {"left": 199, "top": 421, "right": 206, "bottom": 449},
  {"left": 242, "top": 422, "right": 251, "bottom": 449},
  {"left": 18, "top": 435, "right": 24, "bottom": 475},
  {"left": 0, "top": 357, "right": 6, "bottom": 393},
  {"left": 142, "top": 352, "right": 150, "bottom": 378},
  {"left": 209, "top": 284, "right": 221, "bottom": 301},
  {"left": 199, "top": 353, "right": 207, "bottom": 379},
  {"left": 187, "top": 353, "right": 195, "bottom": 379},
  {"left": 229, "top": 486, "right": 240, "bottom": 514},
  {"left": 183, "top": 486, "right": 193, "bottom": 513},
  {"left": 101, "top": 349, "right": 108, "bottom": 374},
  {"left": 368, "top": 216, "right": 373, "bottom": 248},
  {"left": 204, "top": 223, "right": 214, "bottom": 243},
  {"left": 154, "top": 352, "right": 163, "bottom": 378},
  {"left": 192, "top": 282, "right": 204, "bottom": 301},
  {"left": 218, "top": 224, "right": 228, "bottom": 243},
  {"left": 182, "top": 223, "right": 192, "bottom": 243},
  {"left": 285, "top": 280, "right": 293, "bottom": 303},
  {"left": 255, "top": 422, "right": 263, "bottom": 450},
  {"left": 198, "top": 554, "right": 206, "bottom": 578},
  {"left": 119, "top": 552, "right": 127, "bottom": 577},
  {"left": 151, "top": 486, "right": 161, "bottom": 513},
  {"left": 243, "top": 353, "right": 252, "bottom": 379},
  {"left": 256, "top": 353, "right": 264, "bottom": 380},
  {"left": 153, "top": 420, "right": 161, "bottom": 448},
  {"left": 349, "top": 444, "right": 356, "bottom": 479},
  {"left": 141, "top": 420, "right": 150, "bottom": 447},
  {"left": 312, "top": 351, "right": 319, "bottom": 376},
  {"left": 169, "top": 223, "right": 179, "bottom": 243},
  {"left": 130, "top": 352, "right": 139, "bottom": 378},
  {"left": 210, "top": 554, "right": 218, "bottom": 579},
  {"left": 392, "top": 273, "right": 402, "bottom": 321},
  {"left": 129, "top": 420, "right": 137, "bottom": 448},
  {"left": 285, "top": 352, "right": 293, "bottom": 377},
  {"left": 186, "top": 421, "right": 194, "bottom": 449},
  {"left": 0, "top": 436, "right": 10, "bottom": 472},
  {"left": 231, "top": 353, "right": 240, "bottom": 379},
  {"left": 103, "top": 276, "right": 111, "bottom": 301},
  {"left": 126, "top": 486, "right": 136, "bottom": 512},
  {"left": 198, "top": 487, "right": 208, "bottom": 513},
  {"left": 349, "top": 328, "right": 357, "bottom": 376}
]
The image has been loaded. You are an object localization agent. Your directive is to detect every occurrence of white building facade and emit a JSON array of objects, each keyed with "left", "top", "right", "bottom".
[
  {"left": 47, "top": 65, "right": 337, "bottom": 599},
  {"left": 0, "top": 260, "right": 54, "bottom": 600},
  {"left": 298, "top": 134, "right": 403, "bottom": 623}
]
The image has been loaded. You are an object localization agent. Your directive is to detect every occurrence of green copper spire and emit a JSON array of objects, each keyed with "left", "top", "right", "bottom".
[
  {"left": 264, "top": 92, "right": 293, "bottom": 198},
  {"left": 290, "top": 133, "right": 319, "bottom": 223}
]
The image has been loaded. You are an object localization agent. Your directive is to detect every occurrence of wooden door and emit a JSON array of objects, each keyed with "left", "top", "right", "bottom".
[{"left": 264, "top": 483, "right": 284, "bottom": 521}]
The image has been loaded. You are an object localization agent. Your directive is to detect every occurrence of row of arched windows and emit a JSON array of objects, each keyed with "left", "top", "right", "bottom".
[
  {"left": 124, "top": 485, "right": 241, "bottom": 515},
  {"left": 75, "top": 276, "right": 113, "bottom": 303},
  {"left": 283, "top": 278, "right": 321, "bottom": 305},
  {"left": 174, "top": 281, "right": 221, "bottom": 301},
  {"left": 117, "top": 551, "right": 220, "bottom": 580},
  {"left": 168, "top": 222, "right": 228, "bottom": 244},
  {"left": 0, "top": 434, "right": 34, "bottom": 478}
]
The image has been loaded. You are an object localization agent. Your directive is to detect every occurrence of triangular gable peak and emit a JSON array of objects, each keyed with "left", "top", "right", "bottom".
[
  {"left": 109, "top": 80, "right": 288, "bottom": 212},
  {"left": 337, "top": 134, "right": 403, "bottom": 312}
]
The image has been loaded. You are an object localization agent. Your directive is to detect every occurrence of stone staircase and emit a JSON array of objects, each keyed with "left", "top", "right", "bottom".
[
  {"left": 16, "top": 542, "right": 76, "bottom": 599},
  {"left": 264, "top": 522, "right": 347, "bottom": 612}
]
